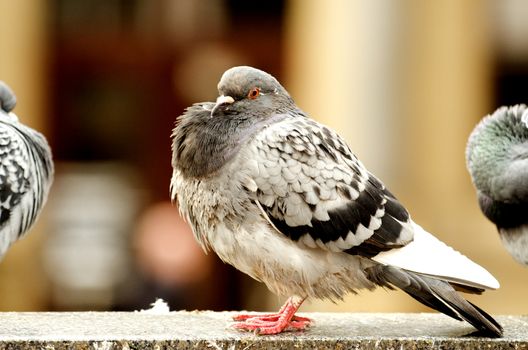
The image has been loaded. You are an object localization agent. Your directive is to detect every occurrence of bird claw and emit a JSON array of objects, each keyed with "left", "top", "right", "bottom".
[
  {"left": 231, "top": 313, "right": 312, "bottom": 335},
  {"left": 232, "top": 313, "right": 277, "bottom": 322}
]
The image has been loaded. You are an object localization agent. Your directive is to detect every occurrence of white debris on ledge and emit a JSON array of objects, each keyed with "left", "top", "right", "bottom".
[{"left": 137, "top": 298, "right": 170, "bottom": 314}]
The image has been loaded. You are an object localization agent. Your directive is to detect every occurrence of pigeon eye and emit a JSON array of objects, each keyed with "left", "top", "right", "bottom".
[{"left": 247, "top": 87, "right": 260, "bottom": 100}]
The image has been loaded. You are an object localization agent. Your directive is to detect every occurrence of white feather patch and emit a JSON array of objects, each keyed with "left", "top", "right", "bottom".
[{"left": 372, "top": 221, "right": 500, "bottom": 290}]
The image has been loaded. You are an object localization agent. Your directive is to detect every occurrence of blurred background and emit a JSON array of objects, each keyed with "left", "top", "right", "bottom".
[{"left": 0, "top": 0, "right": 526, "bottom": 314}]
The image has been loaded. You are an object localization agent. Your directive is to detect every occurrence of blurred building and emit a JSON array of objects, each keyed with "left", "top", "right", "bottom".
[{"left": 0, "top": 0, "right": 526, "bottom": 314}]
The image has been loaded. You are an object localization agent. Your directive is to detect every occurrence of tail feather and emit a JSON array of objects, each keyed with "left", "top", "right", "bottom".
[
  {"left": 450, "top": 282, "right": 485, "bottom": 295},
  {"left": 372, "top": 222, "right": 500, "bottom": 290},
  {"left": 466, "top": 300, "right": 503, "bottom": 335},
  {"left": 366, "top": 265, "right": 503, "bottom": 337},
  {"left": 366, "top": 264, "right": 463, "bottom": 321}
]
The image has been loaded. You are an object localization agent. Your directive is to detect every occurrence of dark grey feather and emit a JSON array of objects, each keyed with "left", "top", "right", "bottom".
[
  {"left": 365, "top": 265, "right": 502, "bottom": 337},
  {"left": 477, "top": 191, "right": 528, "bottom": 229}
]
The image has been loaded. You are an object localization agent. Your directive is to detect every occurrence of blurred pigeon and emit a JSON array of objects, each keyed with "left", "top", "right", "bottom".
[
  {"left": 0, "top": 81, "right": 53, "bottom": 258},
  {"left": 466, "top": 104, "right": 528, "bottom": 265},
  {"left": 171, "top": 66, "right": 502, "bottom": 336}
]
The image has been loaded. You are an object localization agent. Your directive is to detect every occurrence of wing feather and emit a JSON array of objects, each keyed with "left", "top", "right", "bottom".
[
  {"left": 0, "top": 119, "right": 53, "bottom": 257},
  {"left": 243, "top": 116, "right": 413, "bottom": 256}
]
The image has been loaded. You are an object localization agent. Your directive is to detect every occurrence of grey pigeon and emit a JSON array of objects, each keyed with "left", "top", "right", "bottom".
[
  {"left": 171, "top": 66, "right": 502, "bottom": 336},
  {"left": 466, "top": 104, "right": 528, "bottom": 265},
  {"left": 0, "top": 81, "right": 54, "bottom": 258}
]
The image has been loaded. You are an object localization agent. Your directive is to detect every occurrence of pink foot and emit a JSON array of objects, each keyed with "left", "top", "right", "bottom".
[
  {"left": 232, "top": 296, "right": 310, "bottom": 335},
  {"left": 233, "top": 313, "right": 311, "bottom": 323}
]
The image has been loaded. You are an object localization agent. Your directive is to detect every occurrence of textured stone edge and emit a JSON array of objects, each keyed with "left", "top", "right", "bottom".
[
  {"left": 0, "top": 312, "right": 525, "bottom": 349},
  {"left": 1, "top": 338, "right": 527, "bottom": 350},
  {"left": 0, "top": 338, "right": 528, "bottom": 350}
]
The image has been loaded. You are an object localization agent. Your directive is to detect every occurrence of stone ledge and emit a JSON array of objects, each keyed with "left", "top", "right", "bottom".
[{"left": 0, "top": 311, "right": 525, "bottom": 349}]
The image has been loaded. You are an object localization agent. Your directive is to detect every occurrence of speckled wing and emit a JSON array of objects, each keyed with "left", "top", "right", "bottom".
[
  {"left": 0, "top": 121, "right": 51, "bottom": 258},
  {"left": 0, "top": 86, "right": 26, "bottom": 234},
  {"left": 244, "top": 116, "right": 414, "bottom": 257},
  {"left": 0, "top": 126, "right": 31, "bottom": 233}
]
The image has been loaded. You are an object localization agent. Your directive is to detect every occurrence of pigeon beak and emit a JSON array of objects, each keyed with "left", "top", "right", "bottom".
[{"left": 211, "top": 95, "right": 234, "bottom": 117}]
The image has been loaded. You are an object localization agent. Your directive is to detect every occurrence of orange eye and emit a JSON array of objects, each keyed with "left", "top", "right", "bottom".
[{"left": 247, "top": 87, "right": 260, "bottom": 100}]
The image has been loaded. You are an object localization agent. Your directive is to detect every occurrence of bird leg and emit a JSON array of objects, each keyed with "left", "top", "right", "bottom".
[{"left": 232, "top": 296, "right": 310, "bottom": 334}]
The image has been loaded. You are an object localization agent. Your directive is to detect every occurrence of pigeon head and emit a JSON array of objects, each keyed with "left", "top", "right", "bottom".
[
  {"left": 211, "top": 66, "right": 294, "bottom": 118},
  {"left": 172, "top": 67, "right": 295, "bottom": 179},
  {"left": 466, "top": 104, "right": 528, "bottom": 202}
]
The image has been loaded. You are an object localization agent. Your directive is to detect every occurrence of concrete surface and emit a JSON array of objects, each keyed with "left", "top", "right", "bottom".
[{"left": 0, "top": 311, "right": 525, "bottom": 349}]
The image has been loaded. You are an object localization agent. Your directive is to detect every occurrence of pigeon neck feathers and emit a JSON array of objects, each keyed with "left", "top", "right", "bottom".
[
  {"left": 172, "top": 103, "right": 292, "bottom": 179},
  {"left": 477, "top": 191, "right": 528, "bottom": 229}
]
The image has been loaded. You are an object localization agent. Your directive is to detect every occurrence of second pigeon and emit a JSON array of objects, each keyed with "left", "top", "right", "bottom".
[
  {"left": 0, "top": 81, "right": 54, "bottom": 259},
  {"left": 466, "top": 105, "right": 528, "bottom": 266}
]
